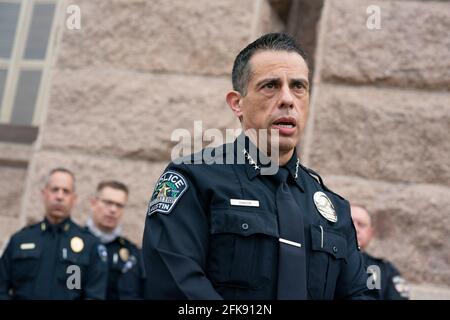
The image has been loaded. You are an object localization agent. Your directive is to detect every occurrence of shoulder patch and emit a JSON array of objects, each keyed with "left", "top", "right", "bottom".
[
  {"left": 392, "top": 275, "right": 410, "bottom": 298},
  {"left": 147, "top": 170, "right": 189, "bottom": 216}
]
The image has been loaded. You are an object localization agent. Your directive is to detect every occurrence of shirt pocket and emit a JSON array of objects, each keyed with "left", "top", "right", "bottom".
[
  {"left": 57, "top": 249, "right": 90, "bottom": 286},
  {"left": 308, "top": 224, "right": 347, "bottom": 300},
  {"left": 208, "top": 207, "right": 279, "bottom": 289},
  {"left": 11, "top": 248, "right": 42, "bottom": 283}
]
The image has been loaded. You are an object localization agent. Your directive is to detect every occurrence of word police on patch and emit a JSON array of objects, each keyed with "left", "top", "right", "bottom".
[{"left": 148, "top": 171, "right": 189, "bottom": 216}]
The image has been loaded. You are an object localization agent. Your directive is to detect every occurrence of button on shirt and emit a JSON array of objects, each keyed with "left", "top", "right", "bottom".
[{"left": 142, "top": 135, "right": 369, "bottom": 300}]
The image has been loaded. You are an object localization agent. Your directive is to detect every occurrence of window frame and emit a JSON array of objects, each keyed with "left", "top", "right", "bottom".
[{"left": 0, "top": 0, "right": 60, "bottom": 128}]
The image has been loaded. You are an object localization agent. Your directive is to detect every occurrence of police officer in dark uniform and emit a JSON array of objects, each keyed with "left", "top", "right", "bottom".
[
  {"left": 0, "top": 168, "right": 108, "bottom": 299},
  {"left": 142, "top": 33, "right": 370, "bottom": 299},
  {"left": 86, "top": 180, "right": 144, "bottom": 299},
  {"left": 351, "top": 204, "right": 410, "bottom": 300}
]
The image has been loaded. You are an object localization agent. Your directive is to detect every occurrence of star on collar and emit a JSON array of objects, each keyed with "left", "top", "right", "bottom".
[
  {"left": 242, "top": 149, "right": 260, "bottom": 170},
  {"left": 294, "top": 158, "right": 300, "bottom": 179}
]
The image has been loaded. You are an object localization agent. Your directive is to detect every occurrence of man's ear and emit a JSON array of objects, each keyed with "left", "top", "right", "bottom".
[{"left": 226, "top": 90, "right": 243, "bottom": 119}]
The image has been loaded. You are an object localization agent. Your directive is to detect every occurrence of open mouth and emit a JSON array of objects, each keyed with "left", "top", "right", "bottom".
[
  {"left": 272, "top": 117, "right": 296, "bottom": 127},
  {"left": 271, "top": 117, "right": 297, "bottom": 134}
]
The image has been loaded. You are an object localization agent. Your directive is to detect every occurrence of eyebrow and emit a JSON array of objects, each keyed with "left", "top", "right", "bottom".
[
  {"left": 51, "top": 186, "right": 72, "bottom": 192},
  {"left": 291, "top": 78, "right": 309, "bottom": 85},
  {"left": 255, "top": 77, "right": 309, "bottom": 88},
  {"left": 255, "top": 77, "right": 279, "bottom": 88}
]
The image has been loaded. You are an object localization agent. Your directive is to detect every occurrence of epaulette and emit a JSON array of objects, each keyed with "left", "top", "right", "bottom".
[
  {"left": 118, "top": 236, "right": 138, "bottom": 250},
  {"left": 21, "top": 221, "right": 40, "bottom": 232},
  {"left": 118, "top": 237, "right": 127, "bottom": 246},
  {"left": 370, "top": 255, "right": 386, "bottom": 263},
  {"left": 364, "top": 252, "right": 389, "bottom": 265},
  {"left": 300, "top": 164, "right": 345, "bottom": 201}
]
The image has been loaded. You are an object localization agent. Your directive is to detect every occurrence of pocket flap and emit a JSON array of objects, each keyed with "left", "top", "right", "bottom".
[
  {"left": 311, "top": 225, "right": 347, "bottom": 260},
  {"left": 63, "top": 250, "right": 90, "bottom": 265},
  {"left": 210, "top": 207, "right": 279, "bottom": 238},
  {"left": 12, "top": 245, "right": 42, "bottom": 260}
]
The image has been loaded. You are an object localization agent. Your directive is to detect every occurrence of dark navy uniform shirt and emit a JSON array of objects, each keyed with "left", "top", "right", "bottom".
[
  {"left": 86, "top": 230, "right": 145, "bottom": 300},
  {"left": 0, "top": 218, "right": 108, "bottom": 300},
  {"left": 363, "top": 252, "right": 409, "bottom": 300},
  {"left": 142, "top": 135, "right": 369, "bottom": 300}
]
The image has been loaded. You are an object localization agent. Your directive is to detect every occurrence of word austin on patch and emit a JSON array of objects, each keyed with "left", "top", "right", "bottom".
[{"left": 148, "top": 171, "right": 188, "bottom": 215}]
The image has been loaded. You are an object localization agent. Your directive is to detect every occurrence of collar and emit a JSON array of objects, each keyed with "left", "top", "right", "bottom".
[
  {"left": 41, "top": 217, "right": 71, "bottom": 233},
  {"left": 279, "top": 150, "right": 305, "bottom": 192},
  {"left": 234, "top": 133, "right": 267, "bottom": 180},
  {"left": 86, "top": 217, "right": 122, "bottom": 244},
  {"left": 234, "top": 133, "right": 305, "bottom": 192}
]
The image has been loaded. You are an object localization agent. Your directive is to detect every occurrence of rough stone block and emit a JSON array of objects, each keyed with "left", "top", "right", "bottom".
[
  {"left": 320, "top": 0, "right": 450, "bottom": 90},
  {"left": 0, "top": 166, "right": 27, "bottom": 218},
  {"left": 308, "top": 84, "right": 450, "bottom": 186},
  {"left": 324, "top": 175, "right": 450, "bottom": 285},
  {"left": 42, "top": 70, "right": 238, "bottom": 161},
  {"left": 57, "top": 0, "right": 257, "bottom": 75}
]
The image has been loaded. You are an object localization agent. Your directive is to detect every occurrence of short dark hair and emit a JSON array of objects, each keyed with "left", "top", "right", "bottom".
[
  {"left": 44, "top": 167, "right": 76, "bottom": 190},
  {"left": 97, "top": 180, "right": 129, "bottom": 195},
  {"left": 231, "top": 33, "right": 309, "bottom": 95}
]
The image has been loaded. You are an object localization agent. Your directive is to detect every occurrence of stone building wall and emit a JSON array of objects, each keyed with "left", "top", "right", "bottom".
[
  {"left": 15, "top": 0, "right": 283, "bottom": 247},
  {"left": 0, "top": 142, "right": 31, "bottom": 249},
  {"left": 303, "top": 0, "right": 450, "bottom": 289},
  {"left": 1, "top": 0, "right": 449, "bottom": 298}
]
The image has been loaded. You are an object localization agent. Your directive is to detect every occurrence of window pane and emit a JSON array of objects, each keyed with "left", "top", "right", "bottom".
[
  {"left": 0, "top": 69, "right": 7, "bottom": 115},
  {"left": 11, "top": 70, "right": 42, "bottom": 125},
  {"left": 24, "top": 3, "right": 55, "bottom": 60},
  {"left": 0, "top": 3, "right": 20, "bottom": 58}
]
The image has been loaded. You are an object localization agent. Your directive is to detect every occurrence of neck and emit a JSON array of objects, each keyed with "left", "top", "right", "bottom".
[
  {"left": 46, "top": 215, "right": 66, "bottom": 225},
  {"left": 244, "top": 131, "right": 274, "bottom": 159},
  {"left": 86, "top": 217, "right": 121, "bottom": 244},
  {"left": 98, "top": 226, "right": 114, "bottom": 233},
  {"left": 243, "top": 131, "right": 296, "bottom": 166},
  {"left": 278, "top": 149, "right": 294, "bottom": 166}
]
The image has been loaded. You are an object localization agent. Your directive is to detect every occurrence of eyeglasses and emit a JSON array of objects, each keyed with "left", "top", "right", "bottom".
[{"left": 98, "top": 198, "right": 126, "bottom": 209}]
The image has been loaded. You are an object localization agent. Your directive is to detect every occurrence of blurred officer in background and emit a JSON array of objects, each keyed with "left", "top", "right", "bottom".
[
  {"left": 86, "top": 180, "right": 144, "bottom": 299},
  {"left": 351, "top": 204, "right": 410, "bottom": 300},
  {"left": 0, "top": 167, "right": 108, "bottom": 299},
  {"left": 142, "top": 33, "right": 370, "bottom": 300}
]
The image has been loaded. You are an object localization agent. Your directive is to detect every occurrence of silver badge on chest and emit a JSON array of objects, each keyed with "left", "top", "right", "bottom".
[{"left": 313, "top": 191, "right": 337, "bottom": 223}]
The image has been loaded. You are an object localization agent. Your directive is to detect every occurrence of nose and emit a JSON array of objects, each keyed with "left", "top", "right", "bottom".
[
  {"left": 109, "top": 206, "right": 118, "bottom": 214},
  {"left": 55, "top": 189, "right": 65, "bottom": 200},
  {"left": 279, "top": 84, "right": 294, "bottom": 108}
]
